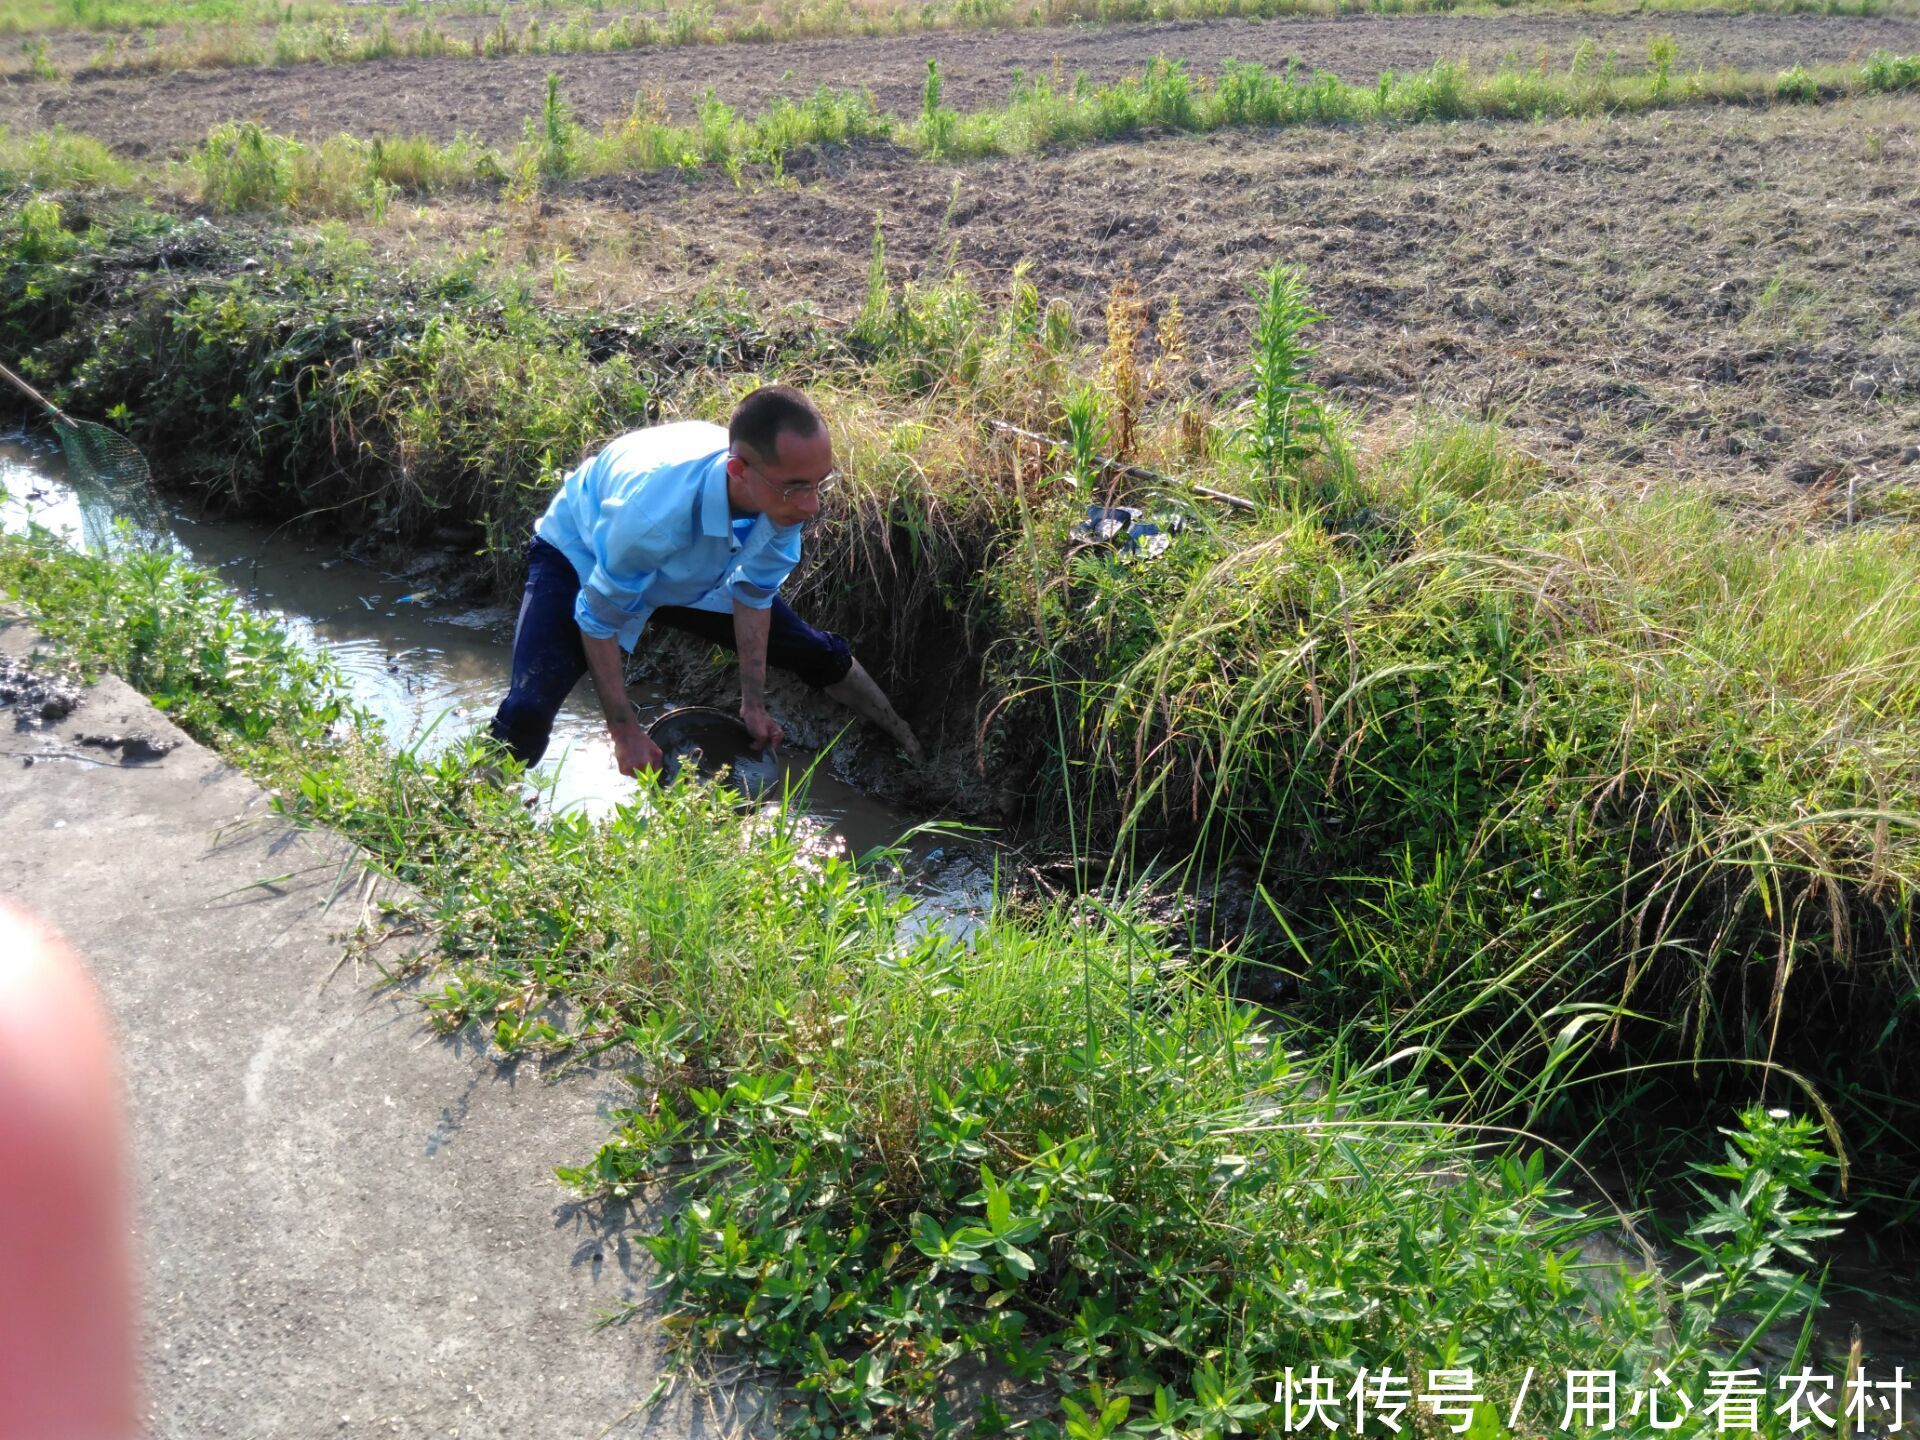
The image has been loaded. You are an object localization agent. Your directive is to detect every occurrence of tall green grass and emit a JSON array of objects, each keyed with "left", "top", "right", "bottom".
[
  {"left": 193, "top": 120, "right": 498, "bottom": 216},
  {"left": 182, "top": 80, "right": 889, "bottom": 212},
  {"left": 982, "top": 414, "right": 1920, "bottom": 1211}
]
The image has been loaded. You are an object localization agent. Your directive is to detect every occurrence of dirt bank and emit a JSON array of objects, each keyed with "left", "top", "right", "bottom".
[{"left": 5, "top": 11, "right": 1919, "bottom": 154}]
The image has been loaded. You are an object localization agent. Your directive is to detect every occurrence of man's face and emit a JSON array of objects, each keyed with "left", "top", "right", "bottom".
[{"left": 728, "top": 427, "right": 836, "bottom": 528}]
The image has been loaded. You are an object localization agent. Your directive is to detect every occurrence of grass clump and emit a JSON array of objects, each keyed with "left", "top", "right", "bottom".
[
  {"left": 193, "top": 120, "right": 497, "bottom": 215},
  {"left": 985, "top": 421, "right": 1920, "bottom": 1214},
  {"left": 0, "top": 124, "right": 131, "bottom": 190},
  {"left": 1862, "top": 47, "right": 1920, "bottom": 88},
  {"left": 583, "top": 83, "right": 890, "bottom": 179},
  {"left": 179, "top": 77, "right": 888, "bottom": 214},
  {"left": 0, "top": 519, "right": 351, "bottom": 749},
  {"left": 196, "top": 120, "right": 404, "bottom": 217},
  {"left": 1776, "top": 63, "right": 1820, "bottom": 101},
  {"left": 367, "top": 131, "right": 495, "bottom": 195},
  {"left": 194, "top": 120, "right": 302, "bottom": 209}
]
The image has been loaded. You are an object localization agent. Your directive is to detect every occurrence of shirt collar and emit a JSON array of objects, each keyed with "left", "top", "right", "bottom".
[{"left": 698, "top": 453, "right": 734, "bottom": 543}]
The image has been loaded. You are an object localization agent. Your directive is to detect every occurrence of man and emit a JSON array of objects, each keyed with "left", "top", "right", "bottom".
[{"left": 489, "top": 384, "right": 923, "bottom": 777}]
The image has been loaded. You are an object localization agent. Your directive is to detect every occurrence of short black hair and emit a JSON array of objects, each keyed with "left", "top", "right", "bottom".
[{"left": 728, "top": 384, "right": 824, "bottom": 463}]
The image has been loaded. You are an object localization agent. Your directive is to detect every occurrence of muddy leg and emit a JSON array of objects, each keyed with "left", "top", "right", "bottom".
[{"left": 826, "top": 658, "right": 924, "bottom": 765}]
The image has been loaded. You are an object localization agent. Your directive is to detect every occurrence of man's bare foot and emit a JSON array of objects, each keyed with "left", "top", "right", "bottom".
[{"left": 826, "top": 659, "right": 922, "bottom": 766}]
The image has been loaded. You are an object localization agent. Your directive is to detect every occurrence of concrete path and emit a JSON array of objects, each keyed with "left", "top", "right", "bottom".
[{"left": 0, "top": 617, "right": 710, "bottom": 1439}]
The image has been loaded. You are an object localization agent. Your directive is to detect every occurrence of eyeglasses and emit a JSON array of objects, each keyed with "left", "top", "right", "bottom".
[{"left": 736, "top": 453, "right": 839, "bottom": 502}]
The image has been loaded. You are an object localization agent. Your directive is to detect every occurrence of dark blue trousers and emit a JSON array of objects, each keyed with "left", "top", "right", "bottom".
[{"left": 489, "top": 536, "right": 854, "bottom": 766}]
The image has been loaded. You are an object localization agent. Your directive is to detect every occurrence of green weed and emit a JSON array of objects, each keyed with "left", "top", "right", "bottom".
[
  {"left": 1861, "top": 47, "right": 1920, "bottom": 88},
  {"left": 194, "top": 120, "right": 403, "bottom": 216},
  {"left": 23, "top": 36, "right": 59, "bottom": 78},
  {"left": 850, "top": 211, "right": 892, "bottom": 350},
  {"left": 0, "top": 521, "right": 352, "bottom": 749},
  {"left": 1648, "top": 31, "right": 1680, "bottom": 98},
  {"left": 195, "top": 119, "right": 296, "bottom": 209},
  {"left": 527, "top": 70, "right": 579, "bottom": 182},
  {"left": 917, "top": 56, "right": 958, "bottom": 158},
  {"left": 1238, "top": 263, "right": 1326, "bottom": 501},
  {"left": 1776, "top": 64, "right": 1819, "bottom": 101}
]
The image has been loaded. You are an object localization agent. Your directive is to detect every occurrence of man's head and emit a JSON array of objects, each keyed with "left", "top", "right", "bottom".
[{"left": 726, "top": 385, "right": 835, "bottom": 527}]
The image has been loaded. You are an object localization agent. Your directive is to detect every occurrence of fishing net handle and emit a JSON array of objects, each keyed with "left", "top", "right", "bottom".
[
  {"left": 2, "top": 357, "right": 155, "bottom": 495},
  {"left": 0, "top": 359, "right": 69, "bottom": 426}
]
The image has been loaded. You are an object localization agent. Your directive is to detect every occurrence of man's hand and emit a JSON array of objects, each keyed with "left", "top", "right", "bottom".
[
  {"left": 610, "top": 719, "right": 663, "bottom": 777},
  {"left": 741, "top": 701, "right": 783, "bottom": 755},
  {"left": 582, "top": 632, "right": 661, "bottom": 778}
]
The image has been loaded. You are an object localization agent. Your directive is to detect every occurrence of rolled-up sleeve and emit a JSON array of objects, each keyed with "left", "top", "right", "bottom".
[
  {"left": 575, "top": 499, "right": 680, "bottom": 650},
  {"left": 727, "top": 523, "right": 803, "bottom": 611}
]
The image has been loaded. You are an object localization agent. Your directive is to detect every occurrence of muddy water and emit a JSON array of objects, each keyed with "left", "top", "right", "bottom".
[{"left": 0, "top": 433, "right": 996, "bottom": 922}]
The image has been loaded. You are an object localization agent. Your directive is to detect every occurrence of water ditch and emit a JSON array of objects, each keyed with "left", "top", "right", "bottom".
[{"left": 0, "top": 431, "right": 1000, "bottom": 930}]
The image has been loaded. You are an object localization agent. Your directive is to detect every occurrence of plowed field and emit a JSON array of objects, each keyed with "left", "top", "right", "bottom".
[
  {"left": 562, "top": 97, "right": 1920, "bottom": 490},
  {"left": 4, "top": 10, "right": 1919, "bottom": 154}
]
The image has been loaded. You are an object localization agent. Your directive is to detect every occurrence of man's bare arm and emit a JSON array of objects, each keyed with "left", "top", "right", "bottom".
[
  {"left": 732, "top": 604, "right": 783, "bottom": 753},
  {"left": 581, "top": 630, "right": 661, "bottom": 776}
]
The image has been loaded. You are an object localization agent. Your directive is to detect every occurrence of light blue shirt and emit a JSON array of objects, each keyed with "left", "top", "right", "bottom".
[{"left": 534, "top": 421, "right": 804, "bottom": 653}]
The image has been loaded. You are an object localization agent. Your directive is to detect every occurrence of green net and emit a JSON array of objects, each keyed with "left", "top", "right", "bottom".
[
  {"left": 2, "top": 358, "right": 165, "bottom": 550},
  {"left": 54, "top": 415, "right": 168, "bottom": 551},
  {"left": 55, "top": 416, "right": 151, "bottom": 490}
]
